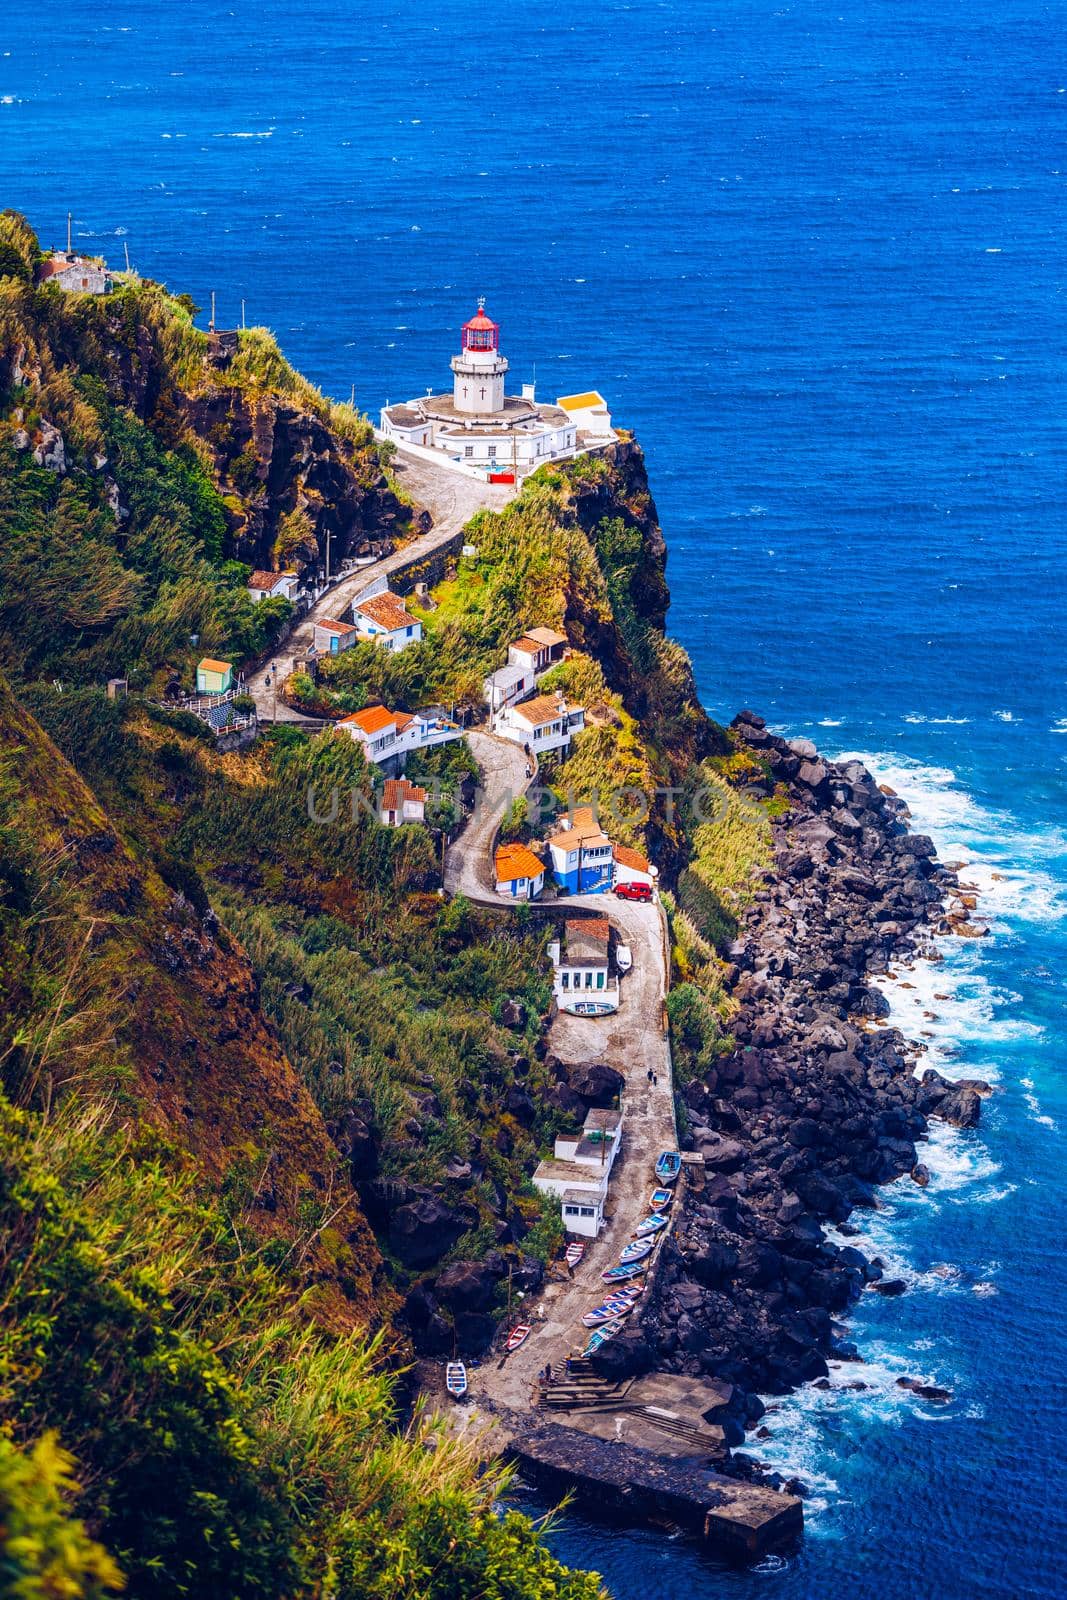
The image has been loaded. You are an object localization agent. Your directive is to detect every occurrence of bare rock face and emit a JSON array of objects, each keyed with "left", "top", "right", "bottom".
[
  {"left": 565, "top": 1060, "right": 625, "bottom": 1105},
  {"left": 387, "top": 1190, "right": 478, "bottom": 1268}
]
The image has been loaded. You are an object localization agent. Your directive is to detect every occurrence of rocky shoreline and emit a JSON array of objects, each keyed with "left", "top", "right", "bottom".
[{"left": 601, "top": 712, "right": 990, "bottom": 1482}]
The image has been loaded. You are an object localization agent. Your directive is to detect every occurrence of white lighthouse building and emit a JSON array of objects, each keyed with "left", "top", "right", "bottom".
[{"left": 378, "top": 301, "right": 616, "bottom": 482}]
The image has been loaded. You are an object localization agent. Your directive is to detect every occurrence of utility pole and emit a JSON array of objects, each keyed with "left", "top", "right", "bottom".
[
  {"left": 325, "top": 525, "right": 332, "bottom": 585},
  {"left": 123, "top": 241, "right": 131, "bottom": 272},
  {"left": 66, "top": 211, "right": 72, "bottom": 254},
  {"left": 350, "top": 382, "right": 356, "bottom": 407}
]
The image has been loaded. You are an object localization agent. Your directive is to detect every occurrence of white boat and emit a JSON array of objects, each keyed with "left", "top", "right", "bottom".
[{"left": 445, "top": 1362, "right": 468, "bottom": 1399}]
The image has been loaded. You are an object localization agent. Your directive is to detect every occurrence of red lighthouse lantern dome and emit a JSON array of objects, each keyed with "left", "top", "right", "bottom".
[{"left": 462, "top": 298, "right": 499, "bottom": 353}]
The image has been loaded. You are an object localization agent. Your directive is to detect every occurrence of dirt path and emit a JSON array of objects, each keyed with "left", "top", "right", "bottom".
[
  {"left": 245, "top": 448, "right": 515, "bottom": 722},
  {"left": 439, "top": 729, "right": 677, "bottom": 1420}
]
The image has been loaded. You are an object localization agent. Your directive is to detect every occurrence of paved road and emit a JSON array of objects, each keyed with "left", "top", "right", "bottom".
[
  {"left": 246, "top": 448, "right": 516, "bottom": 723},
  {"left": 443, "top": 729, "right": 532, "bottom": 900},
  {"left": 439, "top": 727, "right": 677, "bottom": 1418}
]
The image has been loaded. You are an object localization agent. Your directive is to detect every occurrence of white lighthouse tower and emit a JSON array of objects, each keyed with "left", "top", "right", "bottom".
[{"left": 450, "top": 299, "right": 508, "bottom": 415}]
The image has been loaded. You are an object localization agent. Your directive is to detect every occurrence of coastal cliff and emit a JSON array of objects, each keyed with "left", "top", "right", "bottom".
[
  {"left": 644, "top": 716, "right": 988, "bottom": 1459},
  {"left": 0, "top": 209, "right": 988, "bottom": 1591}
]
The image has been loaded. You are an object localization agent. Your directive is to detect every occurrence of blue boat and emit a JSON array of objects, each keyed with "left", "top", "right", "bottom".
[
  {"left": 655, "top": 1150, "right": 682, "bottom": 1185},
  {"left": 619, "top": 1237, "right": 654, "bottom": 1265},
  {"left": 581, "top": 1317, "right": 627, "bottom": 1357},
  {"left": 601, "top": 1261, "right": 647, "bottom": 1283},
  {"left": 634, "top": 1212, "right": 669, "bottom": 1237}
]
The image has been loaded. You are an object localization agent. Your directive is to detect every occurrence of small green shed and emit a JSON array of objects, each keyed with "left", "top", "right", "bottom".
[{"left": 196, "top": 658, "right": 234, "bottom": 695}]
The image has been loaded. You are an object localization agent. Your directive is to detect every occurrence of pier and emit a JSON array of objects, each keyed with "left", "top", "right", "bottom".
[{"left": 508, "top": 1421, "right": 802, "bottom": 1560}]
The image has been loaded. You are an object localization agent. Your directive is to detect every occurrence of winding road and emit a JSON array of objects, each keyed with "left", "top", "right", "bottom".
[{"left": 245, "top": 447, "right": 516, "bottom": 723}]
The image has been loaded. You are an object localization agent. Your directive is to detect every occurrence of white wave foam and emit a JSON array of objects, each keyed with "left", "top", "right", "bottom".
[
  {"left": 754, "top": 1344, "right": 958, "bottom": 1504},
  {"left": 1020, "top": 1077, "right": 1058, "bottom": 1130},
  {"left": 834, "top": 750, "right": 1067, "bottom": 927}
]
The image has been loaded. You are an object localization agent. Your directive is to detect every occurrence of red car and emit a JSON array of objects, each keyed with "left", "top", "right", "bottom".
[{"left": 614, "top": 881, "right": 652, "bottom": 903}]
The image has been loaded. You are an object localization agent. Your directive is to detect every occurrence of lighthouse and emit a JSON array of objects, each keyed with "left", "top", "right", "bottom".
[
  {"left": 450, "top": 299, "right": 508, "bottom": 415},
  {"left": 378, "top": 298, "right": 616, "bottom": 479}
]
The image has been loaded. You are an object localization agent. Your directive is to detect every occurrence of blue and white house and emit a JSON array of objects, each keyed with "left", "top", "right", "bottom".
[
  {"left": 351, "top": 589, "right": 422, "bottom": 652},
  {"left": 546, "top": 805, "right": 615, "bottom": 895}
]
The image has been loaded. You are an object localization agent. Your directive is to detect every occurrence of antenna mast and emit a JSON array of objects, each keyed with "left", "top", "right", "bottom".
[
  {"left": 66, "top": 211, "right": 72, "bottom": 254},
  {"left": 241, "top": 298, "right": 246, "bottom": 330},
  {"left": 209, "top": 290, "right": 216, "bottom": 333}
]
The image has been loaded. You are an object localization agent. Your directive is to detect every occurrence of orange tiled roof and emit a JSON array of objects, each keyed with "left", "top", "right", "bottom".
[
  {"left": 512, "top": 693, "right": 565, "bottom": 728},
  {"left": 197, "top": 657, "right": 232, "bottom": 674},
  {"left": 382, "top": 777, "right": 426, "bottom": 810},
  {"left": 565, "top": 916, "right": 610, "bottom": 942},
  {"left": 339, "top": 706, "right": 395, "bottom": 735},
  {"left": 613, "top": 843, "right": 650, "bottom": 874},
  {"left": 525, "top": 626, "right": 567, "bottom": 647},
  {"left": 248, "top": 569, "right": 293, "bottom": 591},
  {"left": 354, "top": 591, "right": 414, "bottom": 632},
  {"left": 318, "top": 617, "right": 358, "bottom": 634},
  {"left": 495, "top": 842, "right": 546, "bottom": 883}
]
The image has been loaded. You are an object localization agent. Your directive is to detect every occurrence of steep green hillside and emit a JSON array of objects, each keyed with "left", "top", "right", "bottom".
[{"left": 0, "top": 210, "right": 408, "bottom": 691}]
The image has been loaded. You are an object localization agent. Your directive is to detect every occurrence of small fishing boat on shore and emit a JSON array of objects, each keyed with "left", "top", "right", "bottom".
[
  {"left": 635, "top": 1212, "right": 669, "bottom": 1237},
  {"left": 581, "top": 1317, "right": 627, "bottom": 1357},
  {"left": 655, "top": 1150, "right": 682, "bottom": 1185},
  {"left": 505, "top": 1324, "right": 531, "bottom": 1353},
  {"left": 581, "top": 1298, "right": 632, "bottom": 1328},
  {"left": 602, "top": 1261, "right": 647, "bottom": 1283},
  {"left": 445, "top": 1362, "right": 468, "bottom": 1399},
  {"left": 649, "top": 1187, "right": 674, "bottom": 1211},
  {"left": 619, "top": 1238, "right": 654, "bottom": 1265},
  {"left": 564, "top": 1241, "right": 585, "bottom": 1269}
]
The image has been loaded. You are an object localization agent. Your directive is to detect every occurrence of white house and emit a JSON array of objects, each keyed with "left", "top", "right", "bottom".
[
  {"left": 378, "top": 302, "right": 616, "bottom": 482},
  {"left": 247, "top": 569, "right": 299, "bottom": 603},
  {"left": 38, "top": 253, "right": 111, "bottom": 295},
  {"left": 508, "top": 627, "right": 567, "bottom": 676},
  {"left": 613, "top": 843, "right": 657, "bottom": 890},
  {"left": 532, "top": 1108, "right": 624, "bottom": 1239},
  {"left": 507, "top": 627, "right": 567, "bottom": 677},
  {"left": 548, "top": 917, "right": 620, "bottom": 1016},
  {"left": 494, "top": 842, "right": 546, "bottom": 900},
  {"left": 495, "top": 692, "right": 585, "bottom": 757},
  {"left": 556, "top": 391, "right": 616, "bottom": 448},
  {"left": 546, "top": 805, "right": 615, "bottom": 896},
  {"left": 380, "top": 777, "right": 427, "bottom": 827},
  {"left": 352, "top": 590, "right": 422, "bottom": 652},
  {"left": 313, "top": 618, "right": 360, "bottom": 655},
  {"left": 337, "top": 704, "right": 462, "bottom": 769},
  {"left": 484, "top": 662, "right": 534, "bottom": 715},
  {"left": 337, "top": 705, "right": 400, "bottom": 762}
]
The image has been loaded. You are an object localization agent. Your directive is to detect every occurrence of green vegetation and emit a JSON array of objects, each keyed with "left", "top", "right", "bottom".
[
  {"left": 0, "top": 214, "right": 393, "bottom": 694},
  {"left": 0, "top": 677, "right": 602, "bottom": 1598},
  {"left": 0, "top": 1094, "right": 603, "bottom": 1600}
]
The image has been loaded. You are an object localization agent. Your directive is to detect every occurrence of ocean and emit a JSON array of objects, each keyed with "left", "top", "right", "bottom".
[{"left": 4, "top": 1, "right": 1066, "bottom": 1593}]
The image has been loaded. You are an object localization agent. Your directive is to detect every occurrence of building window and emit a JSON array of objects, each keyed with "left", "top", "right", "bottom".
[
  {"left": 406, "top": 625, "right": 413, "bottom": 636},
  {"left": 596, "top": 972, "right": 604, "bottom": 989},
  {"left": 488, "top": 445, "right": 497, "bottom": 457},
  {"left": 564, "top": 1205, "right": 579, "bottom": 1216},
  {"left": 580, "top": 1206, "right": 595, "bottom": 1218},
  {"left": 560, "top": 972, "right": 569, "bottom": 990},
  {"left": 464, "top": 445, "right": 474, "bottom": 457}
]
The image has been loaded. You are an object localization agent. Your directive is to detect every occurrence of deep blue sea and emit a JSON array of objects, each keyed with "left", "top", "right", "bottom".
[{"left": 5, "top": 2, "right": 1066, "bottom": 1593}]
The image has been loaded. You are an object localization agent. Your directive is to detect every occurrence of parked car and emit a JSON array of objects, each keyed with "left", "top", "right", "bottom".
[
  {"left": 616, "top": 943, "right": 633, "bottom": 972},
  {"left": 614, "top": 881, "right": 652, "bottom": 903}
]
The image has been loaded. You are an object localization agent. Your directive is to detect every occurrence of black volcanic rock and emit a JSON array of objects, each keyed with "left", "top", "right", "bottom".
[{"left": 639, "top": 721, "right": 983, "bottom": 1421}]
